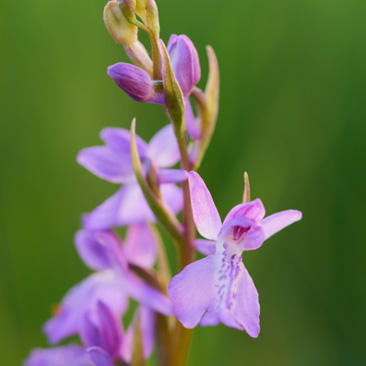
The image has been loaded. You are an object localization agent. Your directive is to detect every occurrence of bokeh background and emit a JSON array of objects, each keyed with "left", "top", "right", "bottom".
[{"left": 1, "top": 0, "right": 365, "bottom": 364}]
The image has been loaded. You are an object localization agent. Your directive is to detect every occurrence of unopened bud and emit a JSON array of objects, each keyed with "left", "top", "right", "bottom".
[
  {"left": 167, "top": 34, "right": 201, "bottom": 96},
  {"left": 159, "top": 40, "right": 186, "bottom": 135},
  {"left": 104, "top": 1, "right": 137, "bottom": 46},
  {"left": 118, "top": 0, "right": 137, "bottom": 24},
  {"left": 108, "top": 63, "right": 155, "bottom": 102},
  {"left": 145, "top": 0, "right": 160, "bottom": 38},
  {"left": 242, "top": 172, "right": 251, "bottom": 203}
]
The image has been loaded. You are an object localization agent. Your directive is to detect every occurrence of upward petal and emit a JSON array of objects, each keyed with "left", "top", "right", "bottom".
[
  {"left": 224, "top": 199, "right": 265, "bottom": 224},
  {"left": 218, "top": 216, "right": 265, "bottom": 253},
  {"left": 188, "top": 172, "right": 222, "bottom": 240},
  {"left": 261, "top": 210, "right": 302, "bottom": 240},
  {"left": 147, "top": 125, "right": 180, "bottom": 168}
]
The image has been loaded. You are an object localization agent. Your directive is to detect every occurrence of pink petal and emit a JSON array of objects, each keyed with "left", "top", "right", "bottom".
[
  {"left": 261, "top": 210, "right": 302, "bottom": 240},
  {"left": 168, "top": 255, "right": 217, "bottom": 328},
  {"left": 25, "top": 346, "right": 91, "bottom": 366},
  {"left": 82, "top": 184, "right": 155, "bottom": 231},
  {"left": 161, "top": 183, "right": 184, "bottom": 216},
  {"left": 218, "top": 216, "right": 265, "bottom": 252},
  {"left": 188, "top": 172, "right": 222, "bottom": 240},
  {"left": 43, "top": 270, "right": 128, "bottom": 344},
  {"left": 77, "top": 146, "right": 134, "bottom": 184},
  {"left": 157, "top": 169, "right": 188, "bottom": 184},
  {"left": 125, "top": 272, "right": 172, "bottom": 316},
  {"left": 199, "top": 256, "right": 259, "bottom": 337},
  {"left": 100, "top": 127, "right": 147, "bottom": 156},
  {"left": 195, "top": 239, "right": 216, "bottom": 256},
  {"left": 224, "top": 198, "right": 265, "bottom": 224},
  {"left": 86, "top": 347, "right": 114, "bottom": 366},
  {"left": 147, "top": 125, "right": 180, "bottom": 168},
  {"left": 232, "top": 262, "right": 260, "bottom": 337},
  {"left": 124, "top": 223, "right": 157, "bottom": 269},
  {"left": 95, "top": 301, "right": 123, "bottom": 358},
  {"left": 74, "top": 230, "right": 122, "bottom": 271}
]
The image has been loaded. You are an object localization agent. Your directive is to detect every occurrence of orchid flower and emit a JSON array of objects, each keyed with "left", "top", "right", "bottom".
[
  {"left": 44, "top": 227, "right": 171, "bottom": 344},
  {"left": 168, "top": 172, "right": 302, "bottom": 337},
  {"left": 108, "top": 34, "right": 201, "bottom": 138},
  {"left": 77, "top": 124, "right": 187, "bottom": 230}
]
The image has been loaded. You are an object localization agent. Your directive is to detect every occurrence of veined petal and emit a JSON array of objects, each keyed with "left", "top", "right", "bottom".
[
  {"left": 124, "top": 223, "right": 157, "bottom": 269},
  {"left": 224, "top": 199, "right": 266, "bottom": 224},
  {"left": 24, "top": 346, "right": 91, "bottom": 366},
  {"left": 157, "top": 169, "right": 188, "bottom": 184},
  {"left": 77, "top": 146, "right": 133, "bottom": 184},
  {"left": 147, "top": 125, "right": 180, "bottom": 168},
  {"left": 86, "top": 347, "right": 114, "bottom": 366},
  {"left": 199, "top": 256, "right": 260, "bottom": 337},
  {"left": 168, "top": 255, "right": 217, "bottom": 328},
  {"left": 261, "top": 210, "right": 302, "bottom": 240},
  {"left": 43, "top": 270, "right": 128, "bottom": 344},
  {"left": 188, "top": 171, "right": 222, "bottom": 240},
  {"left": 195, "top": 239, "right": 216, "bottom": 256}
]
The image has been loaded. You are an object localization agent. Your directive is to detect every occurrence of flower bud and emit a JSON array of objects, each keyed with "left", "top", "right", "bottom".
[
  {"left": 108, "top": 63, "right": 155, "bottom": 102},
  {"left": 135, "top": 0, "right": 147, "bottom": 18},
  {"left": 104, "top": 1, "right": 137, "bottom": 46},
  {"left": 167, "top": 34, "right": 201, "bottom": 96},
  {"left": 145, "top": 0, "right": 160, "bottom": 38},
  {"left": 118, "top": 0, "right": 137, "bottom": 24}
]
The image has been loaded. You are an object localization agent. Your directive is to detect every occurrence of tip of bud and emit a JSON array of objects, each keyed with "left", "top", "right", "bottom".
[{"left": 243, "top": 172, "right": 251, "bottom": 203}]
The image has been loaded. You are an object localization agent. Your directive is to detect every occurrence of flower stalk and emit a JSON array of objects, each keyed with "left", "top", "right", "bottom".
[{"left": 25, "top": 1, "right": 303, "bottom": 366}]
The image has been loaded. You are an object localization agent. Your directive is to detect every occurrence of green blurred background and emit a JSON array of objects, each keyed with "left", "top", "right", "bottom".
[{"left": 1, "top": 0, "right": 365, "bottom": 364}]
